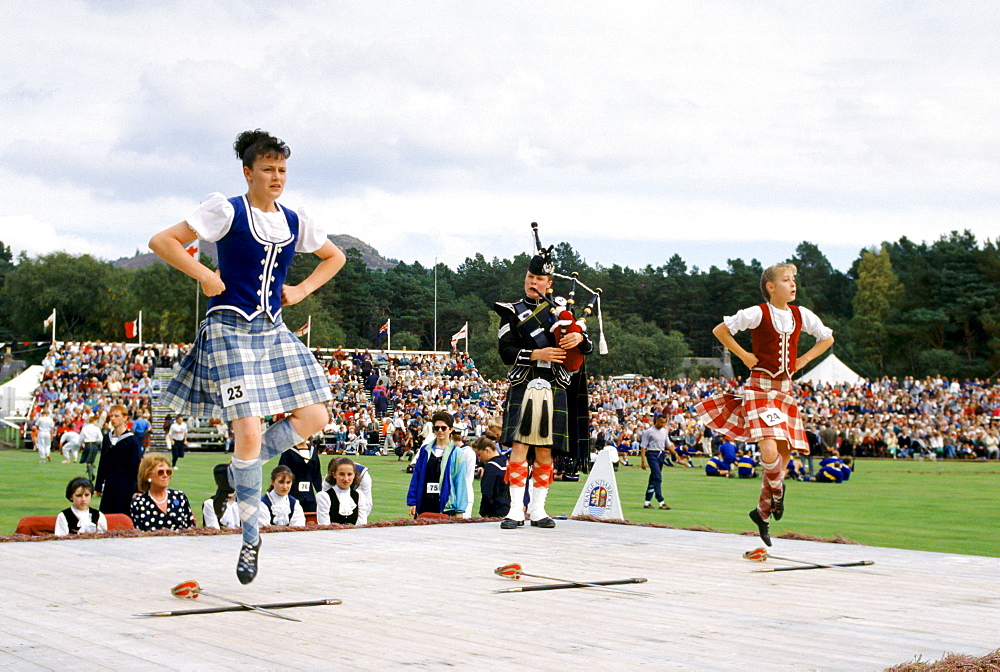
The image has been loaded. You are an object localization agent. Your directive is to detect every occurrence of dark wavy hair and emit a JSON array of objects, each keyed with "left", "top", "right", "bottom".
[
  {"left": 233, "top": 129, "right": 291, "bottom": 168},
  {"left": 325, "top": 457, "right": 357, "bottom": 487},
  {"left": 431, "top": 411, "right": 454, "bottom": 428},
  {"left": 268, "top": 464, "right": 294, "bottom": 491},
  {"left": 66, "top": 476, "right": 94, "bottom": 501}
]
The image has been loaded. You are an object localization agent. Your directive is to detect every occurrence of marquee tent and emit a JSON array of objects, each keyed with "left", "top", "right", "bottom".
[{"left": 797, "top": 353, "right": 863, "bottom": 387}]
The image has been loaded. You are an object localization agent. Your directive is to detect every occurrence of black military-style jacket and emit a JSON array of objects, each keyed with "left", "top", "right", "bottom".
[{"left": 493, "top": 297, "right": 593, "bottom": 388}]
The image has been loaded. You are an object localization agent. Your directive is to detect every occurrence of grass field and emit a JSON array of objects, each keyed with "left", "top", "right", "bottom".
[{"left": 2, "top": 449, "right": 998, "bottom": 557}]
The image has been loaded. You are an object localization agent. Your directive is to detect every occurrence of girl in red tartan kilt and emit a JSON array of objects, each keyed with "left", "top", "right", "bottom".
[{"left": 694, "top": 264, "right": 834, "bottom": 546}]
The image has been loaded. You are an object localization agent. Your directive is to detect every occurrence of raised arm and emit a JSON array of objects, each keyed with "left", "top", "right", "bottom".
[
  {"left": 712, "top": 322, "right": 758, "bottom": 369},
  {"left": 148, "top": 222, "right": 225, "bottom": 296},
  {"left": 796, "top": 336, "right": 835, "bottom": 372},
  {"left": 282, "top": 240, "right": 346, "bottom": 307}
]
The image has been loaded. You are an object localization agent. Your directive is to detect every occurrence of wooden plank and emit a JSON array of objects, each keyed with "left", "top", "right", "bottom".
[{"left": 0, "top": 521, "right": 997, "bottom": 670}]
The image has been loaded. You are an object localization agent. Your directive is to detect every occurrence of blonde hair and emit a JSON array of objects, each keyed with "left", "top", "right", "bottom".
[
  {"left": 760, "top": 263, "right": 797, "bottom": 301},
  {"left": 137, "top": 453, "right": 171, "bottom": 493}
]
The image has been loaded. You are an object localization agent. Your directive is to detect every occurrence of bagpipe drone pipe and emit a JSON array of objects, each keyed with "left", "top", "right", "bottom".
[{"left": 529, "top": 222, "right": 609, "bottom": 370}]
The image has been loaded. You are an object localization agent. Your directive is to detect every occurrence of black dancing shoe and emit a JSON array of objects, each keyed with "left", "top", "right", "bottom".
[
  {"left": 749, "top": 509, "right": 771, "bottom": 547},
  {"left": 530, "top": 517, "right": 557, "bottom": 528},
  {"left": 500, "top": 518, "right": 521, "bottom": 529},
  {"left": 771, "top": 488, "right": 785, "bottom": 521},
  {"left": 236, "top": 537, "right": 262, "bottom": 585},
  {"left": 212, "top": 463, "right": 235, "bottom": 522}
]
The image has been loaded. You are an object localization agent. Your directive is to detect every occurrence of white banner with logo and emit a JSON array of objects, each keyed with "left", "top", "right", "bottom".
[{"left": 572, "top": 446, "right": 624, "bottom": 519}]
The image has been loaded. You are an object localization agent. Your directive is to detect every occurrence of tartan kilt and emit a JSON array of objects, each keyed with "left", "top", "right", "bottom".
[
  {"left": 161, "top": 311, "right": 332, "bottom": 422},
  {"left": 500, "top": 379, "right": 569, "bottom": 454},
  {"left": 694, "top": 372, "right": 809, "bottom": 454}
]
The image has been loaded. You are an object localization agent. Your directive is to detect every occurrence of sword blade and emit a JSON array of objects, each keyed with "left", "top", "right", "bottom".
[
  {"left": 519, "top": 571, "right": 650, "bottom": 595},
  {"left": 135, "top": 598, "right": 341, "bottom": 617},
  {"left": 753, "top": 561, "right": 874, "bottom": 573},
  {"left": 199, "top": 590, "right": 300, "bottom": 622},
  {"left": 495, "top": 578, "right": 648, "bottom": 594}
]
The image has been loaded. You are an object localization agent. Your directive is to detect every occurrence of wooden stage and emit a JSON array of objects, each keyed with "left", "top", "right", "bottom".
[{"left": 1, "top": 519, "right": 996, "bottom": 671}]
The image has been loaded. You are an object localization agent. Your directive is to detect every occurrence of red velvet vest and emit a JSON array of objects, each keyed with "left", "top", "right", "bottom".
[{"left": 750, "top": 303, "right": 802, "bottom": 377}]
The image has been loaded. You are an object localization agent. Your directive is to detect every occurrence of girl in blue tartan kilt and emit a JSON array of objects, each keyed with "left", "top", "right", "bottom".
[{"left": 149, "top": 130, "right": 345, "bottom": 584}]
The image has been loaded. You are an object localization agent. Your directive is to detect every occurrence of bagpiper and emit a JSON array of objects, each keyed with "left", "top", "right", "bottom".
[{"left": 493, "top": 224, "right": 596, "bottom": 529}]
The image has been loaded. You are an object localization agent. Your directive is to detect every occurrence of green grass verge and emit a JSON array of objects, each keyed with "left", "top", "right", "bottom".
[{"left": 2, "top": 450, "right": 998, "bottom": 557}]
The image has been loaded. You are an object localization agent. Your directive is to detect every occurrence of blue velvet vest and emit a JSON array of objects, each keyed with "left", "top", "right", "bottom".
[{"left": 207, "top": 195, "right": 300, "bottom": 322}]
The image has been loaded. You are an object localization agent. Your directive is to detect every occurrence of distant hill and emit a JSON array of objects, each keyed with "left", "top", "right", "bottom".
[
  {"left": 329, "top": 234, "right": 398, "bottom": 272},
  {"left": 113, "top": 234, "right": 397, "bottom": 272}
]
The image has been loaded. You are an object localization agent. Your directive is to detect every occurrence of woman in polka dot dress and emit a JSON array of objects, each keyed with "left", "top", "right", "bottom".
[{"left": 130, "top": 453, "right": 197, "bottom": 531}]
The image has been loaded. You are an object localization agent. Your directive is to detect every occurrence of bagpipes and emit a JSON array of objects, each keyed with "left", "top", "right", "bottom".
[{"left": 530, "top": 222, "right": 608, "bottom": 372}]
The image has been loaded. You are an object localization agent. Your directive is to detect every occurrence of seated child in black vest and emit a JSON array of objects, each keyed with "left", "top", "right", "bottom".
[
  {"left": 203, "top": 465, "right": 241, "bottom": 529},
  {"left": 260, "top": 465, "right": 306, "bottom": 527},
  {"left": 55, "top": 477, "right": 108, "bottom": 536},
  {"left": 316, "top": 457, "right": 362, "bottom": 525},
  {"left": 203, "top": 491, "right": 239, "bottom": 529}
]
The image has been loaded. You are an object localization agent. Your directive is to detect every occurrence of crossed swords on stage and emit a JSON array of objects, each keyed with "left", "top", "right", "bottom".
[
  {"left": 493, "top": 563, "right": 650, "bottom": 594},
  {"left": 134, "top": 580, "right": 341, "bottom": 619},
  {"left": 493, "top": 550, "right": 875, "bottom": 597},
  {"left": 742, "top": 547, "right": 874, "bottom": 573},
  {"left": 134, "top": 552, "right": 874, "bottom": 618}
]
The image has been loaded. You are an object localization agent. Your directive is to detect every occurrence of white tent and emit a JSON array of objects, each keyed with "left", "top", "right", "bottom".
[
  {"left": 797, "top": 353, "right": 863, "bottom": 387},
  {"left": 1, "top": 365, "right": 43, "bottom": 416}
]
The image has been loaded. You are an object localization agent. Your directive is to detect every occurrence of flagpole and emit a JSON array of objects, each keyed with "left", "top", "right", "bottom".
[
  {"left": 465, "top": 322, "right": 469, "bottom": 354},
  {"left": 52, "top": 309, "right": 56, "bottom": 344},
  {"left": 194, "top": 279, "right": 200, "bottom": 339},
  {"left": 433, "top": 259, "right": 438, "bottom": 353},
  {"left": 306, "top": 315, "right": 312, "bottom": 349},
  {"left": 138, "top": 310, "right": 143, "bottom": 347},
  {"left": 387, "top": 318, "right": 391, "bottom": 351}
]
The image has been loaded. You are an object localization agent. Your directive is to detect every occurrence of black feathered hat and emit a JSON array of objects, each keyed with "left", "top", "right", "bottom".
[{"left": 528, "top": 222, "right": 555, "bottom": 275}]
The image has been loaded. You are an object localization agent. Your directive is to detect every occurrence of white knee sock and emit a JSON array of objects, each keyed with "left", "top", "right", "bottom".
[
  {"left": 529, "top": 486, "right": 550, "bottom": 520},
  {"left": 507, "top": 486, "right": 526, "bottom": 521}
]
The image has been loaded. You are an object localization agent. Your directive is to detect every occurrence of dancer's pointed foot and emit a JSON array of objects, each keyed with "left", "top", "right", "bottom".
[
  {"left": 749, "top": 508, "right": 771, "bottom": 547},
  {"left": 236, "top": 537, "right": 261, "bottom": 584}
]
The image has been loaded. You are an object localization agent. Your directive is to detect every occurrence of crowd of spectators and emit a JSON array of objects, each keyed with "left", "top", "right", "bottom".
[
  {"left": 24, "top": 342, "right": 1000, "bottom": 467},
  {"left": 24, "top": 342, "right": 190, "bottom": 453},
  {"left": 587, "top": 375, "right": 1000, "bottom": 463},
  {"left": 18, "top": 341, "right": 1000, "bottom": 536},
  {"left": 317, "top": 348, "right": 502, "bottom": 455}
]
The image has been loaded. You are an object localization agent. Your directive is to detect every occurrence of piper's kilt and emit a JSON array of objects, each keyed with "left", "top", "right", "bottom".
[
  {"left": 162, "top": 311, "right": 332, "bottom": 422},
  {"left": 694, "top": 372, "right": 808, "bottom": 454},
  {"left": 501, "top": 380, "right": 569, "bottom": 454}
]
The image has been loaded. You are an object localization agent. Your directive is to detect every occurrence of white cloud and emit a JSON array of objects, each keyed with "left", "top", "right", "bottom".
[
  {"left": 302, "top": 188, "right": 1000, "bottom": 267},
  {"left": 0, "top": 215, "right": 119, "bottom": 260},
  {"left": 1, "top": 1, "right": 998, "bottom": 272}
]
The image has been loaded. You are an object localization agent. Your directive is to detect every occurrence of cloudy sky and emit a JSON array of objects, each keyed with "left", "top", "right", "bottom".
[{"left": 3, "top": 1, "right": 998, "bottom": 273}]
